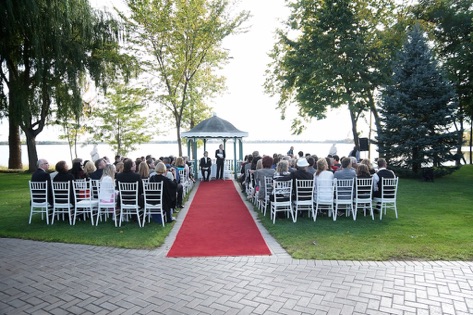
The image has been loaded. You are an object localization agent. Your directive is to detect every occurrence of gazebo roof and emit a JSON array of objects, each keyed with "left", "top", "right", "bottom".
[{"left": 181, "top": 113, "right": 248, "bottom": 138}]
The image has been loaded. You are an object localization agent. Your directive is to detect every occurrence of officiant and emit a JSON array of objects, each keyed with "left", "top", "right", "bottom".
[
  {"left": 215, "top": 144, "right": 226, "bottom": 180},
  {"left": 199, "top": 151, "right": 212, "bottom": 181}
]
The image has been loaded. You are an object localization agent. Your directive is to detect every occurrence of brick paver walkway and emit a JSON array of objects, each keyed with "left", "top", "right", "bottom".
[{"left": 1, "top": 181, "right": 472, "bottom": 314}]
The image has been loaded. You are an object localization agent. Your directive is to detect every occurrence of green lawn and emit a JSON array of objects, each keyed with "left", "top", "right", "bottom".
[
  {"left": 256, "top": 165, "right": 473, "bottom": 260},
  {"left": 1, "top": 166, "right": 472, "bottom": 260}
]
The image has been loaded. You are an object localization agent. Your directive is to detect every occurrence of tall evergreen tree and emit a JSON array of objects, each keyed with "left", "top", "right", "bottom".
[{"left": 377, "top": 24, "right": 459, "bottom": 174}]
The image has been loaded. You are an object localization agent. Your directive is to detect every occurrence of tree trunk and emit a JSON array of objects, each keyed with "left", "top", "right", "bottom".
[
  {"left": 24, "top": 129, "right": 39, "bottom": 172},
  {"left": 8, "top": 117, "right": 22, "bottom": 170},
  {"left": 348, "top": 103, "right": 359, "bottom": 148},
  {"left": 176, "top": 124, "right": 182, "bottom": 157}
]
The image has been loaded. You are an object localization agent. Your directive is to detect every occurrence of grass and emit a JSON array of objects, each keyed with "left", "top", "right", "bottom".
[
  {"left": 0, "top": 172, "right": 175, "bottom": 249},
  {"left": 256, "top": 165, "right": 473, "bottom": 261},
  {"left": 1, "top": 166, "right": 472, "bottom": 260}
]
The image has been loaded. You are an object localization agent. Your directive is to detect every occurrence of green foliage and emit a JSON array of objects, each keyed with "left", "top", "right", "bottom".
[
  {"left": 377, "top": 24, "right": 459, "bottom": 173},
  {"left": 264, "top": 0, "right": 400, "bottom": 140},
  {"left": 122, "top": 0, "right": 250, "bottom": 155},
  {"left": 0, "top": 0, "right": 134, "bottom": 170},
  {"left": 412, "top": 0, "right": 473, "bottom": 164},
  {"left": 89, "top": 83, "right": 152, "bottom": 157}
]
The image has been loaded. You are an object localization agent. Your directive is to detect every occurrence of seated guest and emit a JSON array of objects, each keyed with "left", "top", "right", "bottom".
[
  {"left": 331, "top": 155, "right": 341, "bottom": 172},
  {"left": 199, "top": 151, "right": 212, "bottom": 181},
  {"left": 99, "top": 164, "right": 117, "bottom": 204},
  {"left": 138, "top": 161, "right": 150, "bottom": 179},
  {"left": 373, "top": 158, "right": 395, "bottom": 198},
  {"left": 356, "top": 164, "right": 372, "bottom": 178},
  {"left": 69, "top": 161, "right": 87, "bottom": 180},
  {"left": 255, "top": 156, "right": 275, "bottom": 202},
  {"left": 334, "top": 157, "right": 356, "bottom": 180},
  {"left": 53, "top": 161, "right": 75, "bottom": 183},
  {"left": 83, "top": 160, "right": 96, "bottom": 178},
  {"left": 116, "top": 158, "right": 143, "bottom": 207},
  {"left": 307, "top": 157, "right": 316, "bottom": 175},
  {"left": 89, "top": 158, "right": 106, "bottom": 180},
  {"left": 360, "top": 158, "right": 376, "bottom": 175},
  {"left": 31, "top": 159, "right": 53, "bottom": 205},
  {"left": 292, "top": 158, "right": 313, "bottom": 181},
  {"left": 149, "top": 162, "right": 177, "bottom": 223},
  {"left": 313, "top": 158, "right": 334, "bottom": 201}
]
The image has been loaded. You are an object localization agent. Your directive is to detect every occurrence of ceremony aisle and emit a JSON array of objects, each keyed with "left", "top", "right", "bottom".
[{"left": 167, "top": 180, "right": 271, "bottom": 257}]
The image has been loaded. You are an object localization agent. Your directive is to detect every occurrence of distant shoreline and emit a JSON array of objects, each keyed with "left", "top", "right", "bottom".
[{"left": 0, "top": 139, "right": 354, "bottom": 146}]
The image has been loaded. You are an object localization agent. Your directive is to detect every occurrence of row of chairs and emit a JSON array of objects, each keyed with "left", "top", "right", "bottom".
[
  {"left": 246, "top": 175, "right": 399, "bottom": 224},
  {"left": 28, "top": 179, "right": 166, "bottom": 227}
]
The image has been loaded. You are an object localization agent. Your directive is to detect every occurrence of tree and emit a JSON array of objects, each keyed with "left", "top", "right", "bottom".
[
  {"left": 123, "top": 0, "right": 249, "bottom": 156},
  {"left": 89, "top": 84, "right": 152, "bottom": 157},
  {"left": 0, "top": 0, "right": 132, "bottom": 171},
  {"left": 412, "top": 0, "right": 473, "bottom": 165},
  {"left": 377, "top": 24, "right": 459, "bottom": 174},
  {"left": 264, "top": 0, "right": 400, "bottom": 147}
]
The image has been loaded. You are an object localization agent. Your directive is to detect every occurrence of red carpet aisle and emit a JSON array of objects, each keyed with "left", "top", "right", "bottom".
[{"left": 167, "top": 180, "right": 271, "bottom": 257}]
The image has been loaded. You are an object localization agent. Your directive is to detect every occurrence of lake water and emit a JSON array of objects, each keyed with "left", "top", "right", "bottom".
[{"left": 0, "top": 141, "right": 369, "bottom": 168}]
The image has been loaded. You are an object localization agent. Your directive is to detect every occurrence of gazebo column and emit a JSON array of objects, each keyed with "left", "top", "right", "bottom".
[
  {"left": 239, "top": 139, "right": 243, "bottom": 161},
  {"left": 233, "top": 137, "right": 237, "bottom": 179},
  {"left": 187, "top": 139, "right": 191, "bottom": 159},
  {"left": 192, "top": 137, "right": 198, "bottom": 179}
]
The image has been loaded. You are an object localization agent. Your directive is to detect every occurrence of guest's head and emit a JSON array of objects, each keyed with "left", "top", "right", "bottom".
[
  {"left": 276, "top": 160, "right": 289, "bottom": 174},
  {"left": 102, "top": 164, "right": 116, "bottom": 180},
  {"left": 155, "top": 162, "right": 166, "bottom": 174},
  {"left": 55, "top": 160, "right": 68, "bottom": 173},
  {"left": 316, "top": 158, "right": 328, "bottom": 176},
  {"left": 262, "top": 156, "right": 274, "bottom": 169},
  {"left": 37, "top": 159, "right": 50, "bottom": 171}
]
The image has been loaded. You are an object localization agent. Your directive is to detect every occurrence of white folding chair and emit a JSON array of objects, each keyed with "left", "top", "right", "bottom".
[
  {"left": 373, "top": 177, "right": 399, "bottom": 220},
  {"left": 96, "top": 180, "right": 118, "bottom": 226},
  {"left": 178, "top": 169, "right": 191, "bottom": 197},
  {"left": 313, "top": 179, "right": 335, "bottom": 222},
  {"left": 245, "top": 169, "right": 255, "bottom": 198},
  {"left": 72, "top": 180, "right": 98, "bottom": 225},
  {"left": 293, "top": 179, "right": 314, "bottom": 222},
  {"left": 333, "top": 178, "right": 355, "bottom": 221},
  {"left": 118, "top": 181, "right": 142, "bottom": 227},
  {"left": 223, "top": 160, "right": 233, "bottom": 180},
  {"left": 51, "top": 181, "right": 73, "bottom": 225},
  {"left": 270, "top": 179, "right": 294, "bottom": 224},
  {"left": 261, "top": 176, "right": 274, "bottom": 216},
  {"left": 353, "top": 177, "right": 374, "bottom": 220},
  {"left": 142, "top": 180, "right": 165, "bottom": 227},
  {"left": 28, "top": 181, "right": 51, "bottom": 224},
  {"left": 90, "top": 179, "right": 100, "bottom": 200}
]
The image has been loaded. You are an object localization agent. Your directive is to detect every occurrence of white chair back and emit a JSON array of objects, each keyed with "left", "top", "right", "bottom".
[
  {"left": 142, "top": 180, "right": 165, "bottom": 227},
  {"left": 51, "top": 181, "right": 73, "bottom": 225},
  {"left": 28, "top": 181, "right": 50, "bottom": 224}
]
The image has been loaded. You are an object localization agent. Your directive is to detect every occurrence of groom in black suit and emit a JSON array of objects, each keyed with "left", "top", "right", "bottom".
[
  {"left": 215, "top": 144, "right": 225, "bottom": 180},
  {"left": 199, "top": 151, "right": 212, "bottom": 181}
]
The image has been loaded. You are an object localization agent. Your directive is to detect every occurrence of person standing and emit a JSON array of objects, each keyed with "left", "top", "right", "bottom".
[
  {"left": 215, "top": 144, "right": 225, "bottom": 180},
  {"left": 199, "top": 151, "right": 212, "bottom": 181}
]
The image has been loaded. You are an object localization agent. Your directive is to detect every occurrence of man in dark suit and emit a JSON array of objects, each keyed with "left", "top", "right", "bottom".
[
  {"left": 116, "top": 158, "right": 143, "bottom": 207},
  {"left": 31, "top": 159, "right": 53, "bottom": 205},
  {"left": 215, "top": 144, "right": 225, "bottom": 180},
  {"left": 89, "top": 158, "right": 106, "bottom": 180},
  {"left": 373, "top": 158, "right": 395, "bottom": 198},
  {"left": 199, "top": 151, "right": 212, "bottom": 181}
]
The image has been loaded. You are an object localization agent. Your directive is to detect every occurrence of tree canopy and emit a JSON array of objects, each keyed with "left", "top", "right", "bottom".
[
  {"left": 377, "top": 24, "right": 459, "bottom": 174},
  {"left": 122, "top": 0, "right": 250, "bottom": 156},
  {"left": 0, "top": 0, "right": 133, "bottom": 170}
]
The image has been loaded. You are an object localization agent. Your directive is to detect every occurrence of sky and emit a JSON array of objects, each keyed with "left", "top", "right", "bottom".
[{"left": 0, "top": 0, "right": 359, "bottom": 143}]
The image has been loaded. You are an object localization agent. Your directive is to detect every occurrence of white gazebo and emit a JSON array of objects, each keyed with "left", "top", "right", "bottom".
[{"left": 181, "top": 114, "right": 248, "bottom": 179}]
